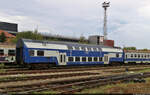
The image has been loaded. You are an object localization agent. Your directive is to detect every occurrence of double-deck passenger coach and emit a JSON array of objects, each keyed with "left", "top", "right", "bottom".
[{"left": 16, "top": 39, "right": 123, "bottom": 66}]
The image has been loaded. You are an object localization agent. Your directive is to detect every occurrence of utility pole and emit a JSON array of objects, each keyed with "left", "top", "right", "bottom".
[{"left": 102, "top": 1, "right": 110, "bottom": 40}]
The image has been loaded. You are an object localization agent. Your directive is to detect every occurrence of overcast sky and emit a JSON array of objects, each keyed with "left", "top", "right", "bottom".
[{"left": 0, "top": 0, "right": 150, "bottom": 48}]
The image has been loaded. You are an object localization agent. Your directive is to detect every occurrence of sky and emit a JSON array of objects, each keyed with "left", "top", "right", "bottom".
[{"left": 0, "top": 0, "right": 150, "bottom": 49}]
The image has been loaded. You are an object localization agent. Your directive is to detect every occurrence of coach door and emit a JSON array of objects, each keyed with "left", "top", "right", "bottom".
[
  {"left": 104, "top": 54, "right": 109, "bottom": 64},
  {"left": 59, "top": 53, "right": 66, "bottom": 65}
]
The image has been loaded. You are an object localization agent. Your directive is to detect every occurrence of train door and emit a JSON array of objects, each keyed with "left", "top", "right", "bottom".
[
  {"left": 59, "top": 53, "right": 67, "bottom": 65},
  {"left": 104, "top": 54, "right": 109, "bottom": 64}
]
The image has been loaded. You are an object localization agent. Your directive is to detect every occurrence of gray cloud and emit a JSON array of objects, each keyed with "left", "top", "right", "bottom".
[{"left": 0, "top": 0, "right": 150, "bottom": 48}]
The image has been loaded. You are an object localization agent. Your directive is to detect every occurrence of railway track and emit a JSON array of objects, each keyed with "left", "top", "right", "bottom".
[
  {"left": 1, "top": 65, "right": 150, "bottom": 75},
  {"left": 0, "top": 65, "right": 150, "bottom": 94},
  {"left": 0, "top": 72, "right": 99, "bottom": 83},
  {"left": 1, "top": 72, "right": 150, "bottom": 94}
]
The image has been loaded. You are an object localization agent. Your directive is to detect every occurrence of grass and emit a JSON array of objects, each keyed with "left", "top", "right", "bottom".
[
  {"left": 31, "top": 90, "right": 58, "bottom": 94},
  {"left": 0, "top": 73, "right": 27, "bottom": 82},
  {"left": 136, "top": 68, "right": 150, "bottom": 73},
  {"left": 79, "top": 77, "right": 150, "bottom": 94},
  {"left": 0, "top": 69, "right": 5, "bottom": 73},
  {"left": 0, "top": 63, "right": 5, "bottom": 69}
]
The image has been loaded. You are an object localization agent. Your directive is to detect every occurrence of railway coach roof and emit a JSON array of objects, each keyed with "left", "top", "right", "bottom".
[{"left": 16, "top": 39, "right": 122, "bottom": 52}]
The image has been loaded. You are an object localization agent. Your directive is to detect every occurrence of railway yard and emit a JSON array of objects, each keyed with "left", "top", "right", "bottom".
[{"left": 0, "top": 65, "right": 150, "bottom": 94}]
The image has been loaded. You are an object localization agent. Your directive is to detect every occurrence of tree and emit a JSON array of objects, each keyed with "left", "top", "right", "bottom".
[
  {"left": 123, "top": 47, "right": 136, "bottom": 50},
  {"left": 79, "top": 35, "right": 88, "bottom": 44},
  {"left": 0, "top": 32, "right": 6, "bottom": 43},
  {"left": 10, "top": 30, "right": 44, "bottom": 43},
  {"left": 139, "top": 49, "right": 148, "bottom": 51}
]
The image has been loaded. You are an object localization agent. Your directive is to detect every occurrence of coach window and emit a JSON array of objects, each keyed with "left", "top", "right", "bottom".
[
  {"left": 134, "top": 54, "right": 137, "bottom": 58},
  {"left": 91, "top": 48, "right": 94, "bottom": 51},
  {"left": 99, "top": 57, "right": 102, "bottom": 61},
  {"left": 85, "top": 47, "right": 88, "bottom": 51},
  {"left": 116, "top": 53, "right": 119, "bottom": 58},
  {"left": 93, "top": 48, "right": 96, "bottom": 51},
  {"left": 141, "top": 54, "right": 143, "bottom": 58},
  {"left": 0, "top": 49, "right": 4, "bottom": 55},
  {"left": 72, "top": 46, "right": 75, "bottom": 50},
  {"left": 96, "top": 48, "right": 99, "bottom": 51},
  {"left": 37, "top": 50, "right": 44, "bottom": 56},
  {"left": 88, "top": 57, "right": 92, "bottom": 62},
  {"left": 138, "top": 54, "right": 140, "bottom": 58},
  {"left": 94, "top": 57, "right": 98, "bottom": 61},
  {"left": 82, "top": 47, "right": 86, "bottom": 51},
  {"left": 145, "top": 55, "right": 147, "bottom": 58},
  {"left": 131, "top": 54, "right": 133, "bottom": 58},
  {"left": 8, "top": 50, "right": 15, "bottom": 56},
  {"left": 75, "top": 46, "right": 79, "bottom": 50},
  {"left": 79, "top": 47, "right": 82, "bottom": 51},
  {"left": 87, "top": 47, "right": 91, "bottom": 51},
  {"left": 82, "top": 57, "right": 86, "bottom": 62},
  {"left": 75, "top": 57, "right": 80, "bottom": 62},
  {"left": 147, "top": 54, "right": 149, "bottom": 58},
  {"left": 29, "top": 50, "right": 34, "bottom": 56},
  {"left": 68, "top": 57, "right": 73, "bottom": 62}
]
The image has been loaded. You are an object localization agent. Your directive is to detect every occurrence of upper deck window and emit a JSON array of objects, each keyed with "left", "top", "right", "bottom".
[
  {"left": 79, "top": 47, "right": 82, "bottom": 51},
  {"left": 75, "top": 46, "right": 79, "bottom": 50},
  {"left": 87, "top": 47, "right": 91, "bottom": 51},
  {"left": 96, "top": 48, "right": 99, "bottom": 51},
  {"left": 85, "top": 47, "right": 88, "bottom": 51},
  {"left": 72, "top": 46, "right": 75, "bottom": 50},
  {"left": 81, "top": 47, "right": 86, "bottom": 51}
]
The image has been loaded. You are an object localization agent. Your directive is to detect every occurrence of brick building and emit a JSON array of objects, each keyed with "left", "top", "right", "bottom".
[{"left": 0, "top": 30, "right": 15, "bottom": 42}]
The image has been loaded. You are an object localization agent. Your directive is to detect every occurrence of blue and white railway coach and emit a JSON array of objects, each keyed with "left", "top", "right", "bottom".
[
  {"left": 16, "top": 39, "right": 123, "bottom": 66},
  {"left": 124, "top": 50, "right": 150, "bottom": 64}
]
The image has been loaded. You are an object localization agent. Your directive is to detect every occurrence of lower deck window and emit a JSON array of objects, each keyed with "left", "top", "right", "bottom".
[
  {"left": 68, "top": 57, "right": 74, "bottom": 62},
  {"left": 99, "top": 57, "right": 102, "bottom": 61},
  {"left": 0, "top": 49, "right": 4, "bottom": 55},
  {"left": 116, "top": 54, "right": 119, "bottom": 58},
  {"left": 94, "top": 57, "right": 98, "bottom": 61},
  {"left": 88, "top": 57, "right": 92, "bottom": 62},
  {"left": 75, "top": 57, "right": 80, "bottom": 62},
  {"left": 82, "top": 57, "right": 86, "bottom": 62},
  {"left": 126, "top": 55, "right": 128, "bottom": 58},
  {"left": 8, "top": 50, "right": 15, "bottom": 56},
  {"left": 37, "top": 50, "right": 44, "bottom": 56}
]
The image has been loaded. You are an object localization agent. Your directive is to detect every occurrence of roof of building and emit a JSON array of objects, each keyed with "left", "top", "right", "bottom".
[
  {"left": 0, "top": 30, "right": 15, "bottom": 38},
  {"left": 124, "top": 50, "right": 150, "bottom": 53}
]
